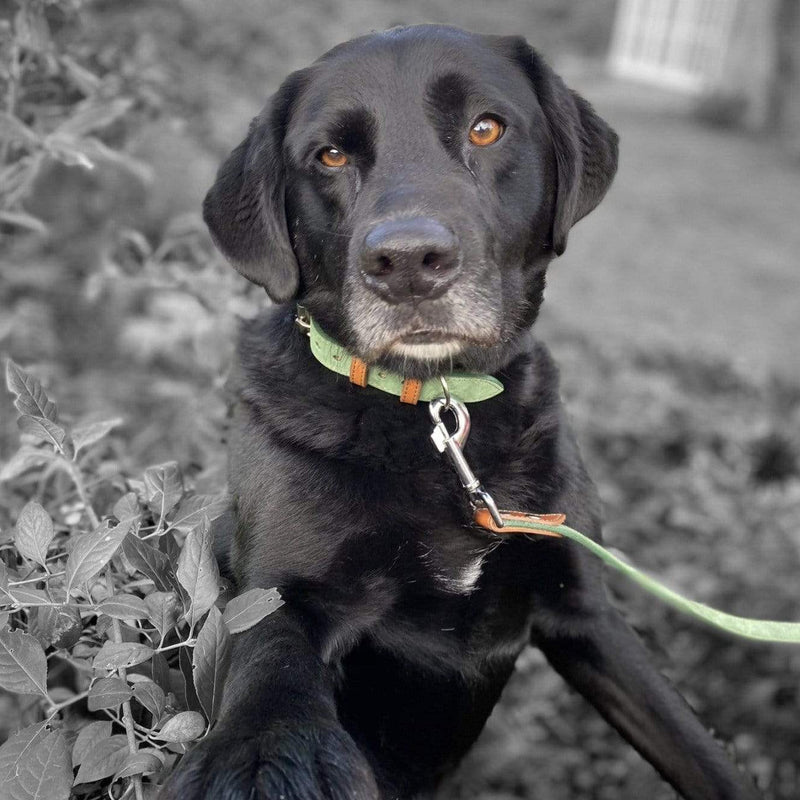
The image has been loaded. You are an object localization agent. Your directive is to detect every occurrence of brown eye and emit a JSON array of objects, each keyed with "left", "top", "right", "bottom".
[
  {"left": 469, "top": 117, "right": 504, "bottom": 147},
  {"left": 319, "top": 147, "right": 348, "bottom": 168}
]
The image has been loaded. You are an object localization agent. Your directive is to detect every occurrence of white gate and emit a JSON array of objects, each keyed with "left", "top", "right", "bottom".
[{"left": 609, "top": 0, "right": 741, "bottom": 93}]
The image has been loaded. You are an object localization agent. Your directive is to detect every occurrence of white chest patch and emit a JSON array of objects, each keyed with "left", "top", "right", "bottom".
[{"left": 418, "top": 534, "right": 499, "bottom": 595}]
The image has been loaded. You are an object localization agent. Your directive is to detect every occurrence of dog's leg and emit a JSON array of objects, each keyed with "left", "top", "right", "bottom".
[
  {"left": 159, "top": 607, "right": 379, "bottom": 800},
  {"left": 532, "top": 606, "right": 760, "bottom": 800}
]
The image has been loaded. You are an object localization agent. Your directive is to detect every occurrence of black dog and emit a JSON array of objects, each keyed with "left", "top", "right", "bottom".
[{"left": 163, "top": 25, "right": 759, "bottom": 800}]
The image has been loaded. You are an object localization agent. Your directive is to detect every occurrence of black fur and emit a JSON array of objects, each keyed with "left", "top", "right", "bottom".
[{"left": 162, "top": 25, "right": 759, "bottom": 800}]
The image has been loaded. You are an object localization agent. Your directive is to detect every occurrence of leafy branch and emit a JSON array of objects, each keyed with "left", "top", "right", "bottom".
[
  {"left": 0, "top": 0, "right": 150, "bottom": 236},
  {"left": 0, "top": 360, "right": 284, "bottom": 799}
]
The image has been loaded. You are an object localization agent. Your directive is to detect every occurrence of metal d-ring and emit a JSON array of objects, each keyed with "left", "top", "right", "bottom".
[
  {"left": 295, "top": 305, "right": 311, "bottom": 337},
  {"left": 439, "top": 375, "right": 452, "bottom": 409}
]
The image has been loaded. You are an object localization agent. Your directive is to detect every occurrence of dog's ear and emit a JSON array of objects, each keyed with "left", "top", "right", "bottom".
[
  {"left": 203, "top": 72, "right": 307, "bottom": 302},
  {"left": 505, "top": 38, "right": 619, "bottom": 256}
]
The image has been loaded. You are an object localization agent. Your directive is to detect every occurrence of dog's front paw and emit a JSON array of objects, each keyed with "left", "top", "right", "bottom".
[{"left": 159, "top": 720, "right": 379, "bottom": 800}]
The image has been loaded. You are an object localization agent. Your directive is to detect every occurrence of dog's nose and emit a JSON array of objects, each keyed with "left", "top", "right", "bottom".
[{"left": 359, "top": 218, "right": 461, "bottom": 303}]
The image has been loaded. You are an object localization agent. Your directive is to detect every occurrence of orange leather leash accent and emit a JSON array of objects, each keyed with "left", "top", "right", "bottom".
[
  {"left": 399, "top": 378, "right": 422, "bottom": 405},
  {"left": 473, "top": 508, "right": 565, "bottom": 538},
  {"left": 349, "top": 357, "right": 369, "bottom": 387}
]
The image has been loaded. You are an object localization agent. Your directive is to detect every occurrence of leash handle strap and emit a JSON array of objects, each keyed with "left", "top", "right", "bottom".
[{"left": 474, "top": 509, "right": 800, "bottom": 644}]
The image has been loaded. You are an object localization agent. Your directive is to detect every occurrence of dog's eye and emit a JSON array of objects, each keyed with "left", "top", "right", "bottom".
[
  {"left": 318, "top": 147, "right": 348, "bottom": 168},
  {"left": 469, "top": 118, "right": 504, "bottom": 147}
]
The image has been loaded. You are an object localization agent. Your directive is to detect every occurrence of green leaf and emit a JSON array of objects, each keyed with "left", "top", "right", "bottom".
[
  {"left": 13, "top": 3, "right": 51, "bottom": 53},
  {"left": 193, "top": 606, "right": 230, "bottom": 723},
  {"left": 143, "top": 462, "right": 183, "bottom": 517},
  {"left": 16, "top": 416, "right": 66, "bottom": 451},
  {"left": 42, "top": 133, "right": 152, "bottom": 181},
  {"left": 97, "top": 593, "right": 149, "bottom": 620},
  {"left": 161, "top": 531, "right": 181, "bottom": 565},
  {"left": 71, "top": 721, "right": 111, "bottom": 767},
  {"left": 168, "top": 493, "right": 228, "bottom": 534},
  {"left": 149, "top": 652, "right": 171, "bottom": 695},
  {"left": 0, "top": 721, "right": 49, "bottom": 783},
  {"left": 29, "top": 605, "right": 81, "bottom": 649},
  {"left": 131, "top": 678, "right": 165, "bottom": 720},
  {"left": 113, "top": 491, "right": 140, "bottom": 522},
  {"left": 0, "top": 445, "right": 56, "bottom": 482},
  {"left": 156, "top": 711, "right": 206, "bottom": 743},
  {"left": 5, "top": 360, "right": 58, "bottom": 422},
  {"left": 88, "top": 676, "right": 132, "bottom": 711},
  {"left": 0, "top": 112, "right": 40, "bottom": 147},
  {"left": 60, "top": 55, "right": 101, "bottom": 95},
  {"left": 179, "top": 642, "right": 202, "bottom": 713},
  {"left": 73, "top": 735, "right": 129, "bottom": 785},
  {"left": 5, "top": 587, "right": 50, "bottom": 607},
  {"left": 0, "top": 210, "right": 48, "bottom": 235},
  {"left": 94, "top": 641, "right": 154, "bottom": 671},
  {"left": 113, "top": 749, "right": 164, "bottom": 780},
  {"left": 0, "top": 629, "right": 48, "bottom": 697},
  {"left": 14, "top": 501, "right": 55, "bottom": 567},
  {"left": 55, "top": 98, "right": 134, "bottom": 138},
  {"left": 65, "top": 519, "right": 132, "bottom": 596},
  {"left": 3, "top": 729, "right": 71, "bottom": 800},
  {"left": 144, "top": 591, "right": 182, "bottom": 639},
  {"left": 42, "top": 134, "right": 95, "bottom": 169},
  {"left": 72, "top": 417, "right": 123, "bottom": 455},
  {"left": 177, "top": 517, "right": 220, "bottom": 628},
  {"left": 222, "top": 587, "right": 284, "bottom": 634},
  {"left": 122, "top": 535, "right": 173, "bottom": 592},
  {"left": 73, "top": 136, "right": 154, "bottom": 181}
]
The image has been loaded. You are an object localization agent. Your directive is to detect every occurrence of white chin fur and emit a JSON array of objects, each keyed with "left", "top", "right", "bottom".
[{"left": 388, "top": 340, "right": 464, "bottom": 361}]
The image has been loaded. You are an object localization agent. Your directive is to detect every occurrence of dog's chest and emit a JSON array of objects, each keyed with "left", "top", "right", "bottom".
[{"left": 414, "top": 523, "right": 500, "bottom": 595}]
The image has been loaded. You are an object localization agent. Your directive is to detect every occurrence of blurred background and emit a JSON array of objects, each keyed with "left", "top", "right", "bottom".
[{"left": 1, "top": 1, "right": 799, "bottom": 798}]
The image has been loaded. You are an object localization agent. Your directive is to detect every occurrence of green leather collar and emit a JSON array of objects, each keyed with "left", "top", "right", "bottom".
[{"left": 301, "top": 311, "right": 503, "bottom": 404}]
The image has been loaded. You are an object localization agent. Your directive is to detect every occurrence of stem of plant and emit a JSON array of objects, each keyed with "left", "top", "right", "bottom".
[
  {"left": 116, "top": 784, "right": 135, "bottom": 800},
  {"left": 10, "top": 571, "right": 65, "bottom": 587},
  {"left": 103, "top": 709, "right": 152, "bottom": 745},
  {"left": 63, "top": 459, "right": 101, "bottom": 528},
  {"left": 155, "top": 638, "right": 196, "bottom": 655},
  {"left": 46, "top": 688, "right": 91, "bottom": 720},
  {"left": 1, "top": 40, "right": 18, "bottom": 167},
  {"left": 105, "top": 569, "right": 144, "bottom": 800}
]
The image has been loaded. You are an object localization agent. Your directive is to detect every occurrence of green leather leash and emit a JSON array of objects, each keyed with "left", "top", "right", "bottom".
[
  {"left": 298, "top": 308, "right": 800, "bottom": 644},
  {"left": 474, "top": 508, "right": 800, "bottom": 644},
  {"left": 436, "top": 398, "right": 800, "bottom": 645}
]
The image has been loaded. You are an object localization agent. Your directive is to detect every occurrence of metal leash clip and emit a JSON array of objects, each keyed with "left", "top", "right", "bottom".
[{"left": 429, "top": 382, "right": 504, "bottom": 528}]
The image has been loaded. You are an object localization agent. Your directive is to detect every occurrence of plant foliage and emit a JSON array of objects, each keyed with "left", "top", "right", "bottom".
[{"left": 0, "top": 360, "right": 283, "bottom": 800}]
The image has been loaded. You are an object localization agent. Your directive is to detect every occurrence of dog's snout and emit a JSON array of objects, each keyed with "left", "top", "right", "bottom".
[{"left": 359, "top": 218, "right": 461, "bottom": 303}]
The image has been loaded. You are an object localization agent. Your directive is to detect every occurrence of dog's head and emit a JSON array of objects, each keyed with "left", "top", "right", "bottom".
[{"left": 205, "top": 25, "right": 618, "bottom": 377}]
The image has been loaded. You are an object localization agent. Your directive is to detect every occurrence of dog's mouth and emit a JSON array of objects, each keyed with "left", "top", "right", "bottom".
[
  {"left": 378, "top": 327, "right": 506, "bottom": 363},
  {"left": 387, "top": 331, "right": 464, "bottom": 362},
  {"left": 397, "top": 330, "right": 456, "bottom": 345},
  {"left": 345, "top": 289, "right": 505, "bottom": 369}
]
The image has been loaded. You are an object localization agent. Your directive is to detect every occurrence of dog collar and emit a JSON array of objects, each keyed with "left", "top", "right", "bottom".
[{"left": 297, "top": 308, "right": 503, "bottom": 405}]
